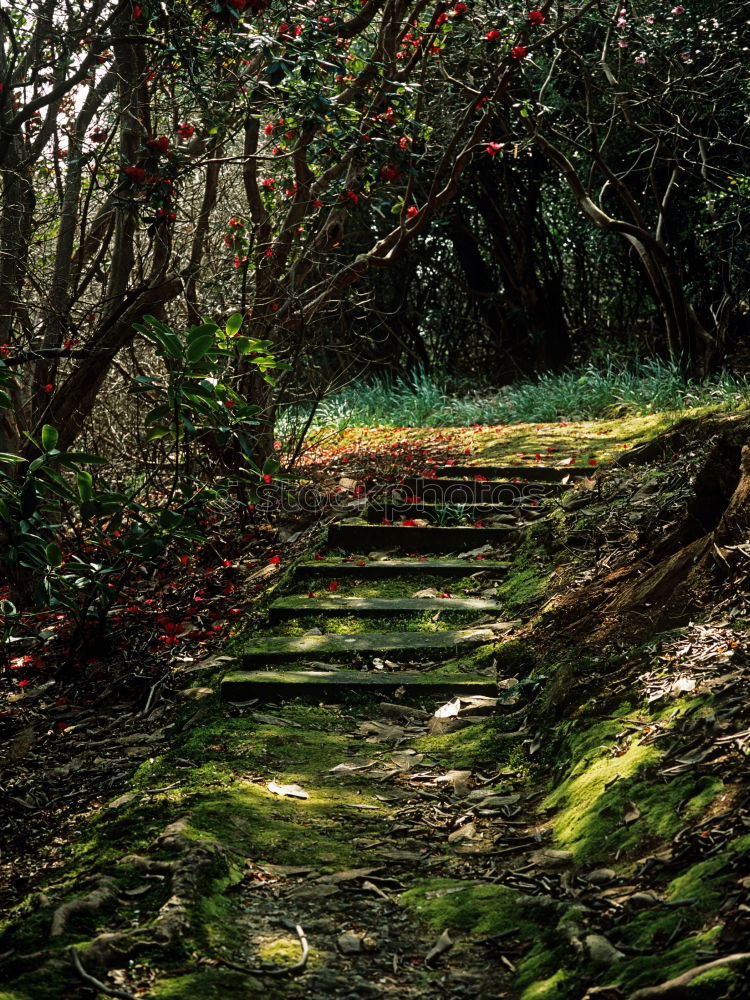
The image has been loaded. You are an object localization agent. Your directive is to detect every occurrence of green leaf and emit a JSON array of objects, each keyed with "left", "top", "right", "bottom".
[
  {"left": 144, "top": 404, "right": 171, "bottom": 425},
  {"left": 56, "top": 452, "right": 109, "bottom": 465},
  {"left": 0, "top": 451, "right": 24, "bottom": 463},
  {"left": 45, "top": 541, "right": 63, "bottom": 567},
  {"left": 145, "top": 425, "right": 172, "bottom": 442},
  {"left": 41, "top": 425, "right": 59, "bottom": 451},
  {"left": 0, "top": 598, "right": 17, "bottom": 616},
  {"left": 20, "top": 480, "right": 37, "bottom": 519},
  {"left": 77, "top": 470, "right": 94, "bottom": 503},
  {"left": 186, "top": 333, "right": 215, "bottom": 363},
  {"left": 226, "top": 312, "right": 244, "bottom": 337}
]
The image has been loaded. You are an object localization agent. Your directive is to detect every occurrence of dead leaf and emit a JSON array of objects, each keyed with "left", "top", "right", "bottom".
[
  {"left": 412, "top": 587, "right": 439, "bottom": 599},
  {"left": 448, "top": 821, "right": 476, "bottom": 843},
  {"left": 390, "top": 751, "right": 424, "bottom": 772},
  {"left": 267, "top": 780, "right": 309, "bottom": 800},
  {"left": 329, "top": 757, "right": 376, "bottom": 773},
  {"left": 425, "top": 929, "right": 453, "bottom": 964},
  {"left": 623, "top": 801, "right": 641, "bottom": 825},
  {"left": 317, "top": 866, "right": 381, "bottom": 884}
]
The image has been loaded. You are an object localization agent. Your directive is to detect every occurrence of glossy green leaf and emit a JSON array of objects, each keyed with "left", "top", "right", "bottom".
[
  {"left": 45, "top": 541, "right": 63, "bottom": 567},
  {"left": 41, "top": 425, "right": 59, "bottom": 451}
]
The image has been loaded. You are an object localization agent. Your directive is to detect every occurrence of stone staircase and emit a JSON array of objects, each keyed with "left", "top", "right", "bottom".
[{"left": 221, "top": 465, "right": 572, "bottom": 703}]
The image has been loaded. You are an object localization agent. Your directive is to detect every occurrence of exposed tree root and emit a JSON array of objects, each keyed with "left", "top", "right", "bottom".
[
  {"left": 625, "top": 952, "right": 750, "bottom": 1000},
  {"left": 76, "top": 817, "right": 229, "bottom": 972},
  {"left": 51, "top": 877, "right": 117, "bottom": 937}
]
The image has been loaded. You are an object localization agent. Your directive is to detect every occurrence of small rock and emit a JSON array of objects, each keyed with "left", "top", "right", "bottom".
[
  {"left": 585, "top": 868, "right": 617, "bottom": 885},
  {"left": 585, "top": 934, "right": 624, "bottom": 967},
  {"left": 338, "top": 931, "right": 362, "bottom": 954}
]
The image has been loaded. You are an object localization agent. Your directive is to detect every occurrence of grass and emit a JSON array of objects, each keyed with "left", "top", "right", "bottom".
[{"left": 279, "top": 359, "right": 750, "bottom": 431}]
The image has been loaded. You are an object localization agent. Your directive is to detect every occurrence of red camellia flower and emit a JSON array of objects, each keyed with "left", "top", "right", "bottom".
[
  {"left": 44, "top": 383, "right": 54, "bottom": 393},
  {"left": 177, "top": 123, "right": 195, "bottom": 139},
  {"left": 262, "top": 177, "right": 275, "bottom": 188},
  {"left": 146, "top": 135, "right": 169, "bottom": 154},
  {"left": 407, "top": 205, "right": 418, "bottom": 218},
  {"left": 511, "top": 45, "right": 527, "bottom": 60},
  {"left": 345, "top": 190, "right": 359, "bottom": 205},
  {"left": 436, "top": 12, "right": 448, "bottom": 25},
  {"left": 263, "top": 473, "right": 272, "bottom": 483},
  {"left": 485, "top": 29, "right": 501, "bottom": 41},
  {"left": 486, "top": 141, "right": 502, "bottom": 156},
  {"left": 269, "top": 555, "right": 280, "bottom": 565},
  {"left": 225, "top": 400, "right": 236, "bottom": 408},
  {"left": 380, "top": 163, "right": 401, "bottom": 182},
  {"left": 528, "top": 10, "right": 544, "bottom": 25},
  {"left": 453, "top": 2, "right": 468, "bottom": 13},
  {"left": 123, "top": 165, "right": 147, "bottom": 183},
  {"left": 157, "top": 208, "right": 176, "bottom": 222},
  {"left": 328, "top": 580, "right": 339, "bottom": 592}
]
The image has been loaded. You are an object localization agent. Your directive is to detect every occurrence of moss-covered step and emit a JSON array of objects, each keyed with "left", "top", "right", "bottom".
[
  {"left": 366, "top": 502, "right": 530, "bottom": 524},
  {"left": 327, "top": 523, "right": 515, "bottom": 552},
  {"left": 294, "top": 558, "right": 511, "bottom": 578},
  {"left": 221, "top": 668, "right": 497, "bottom": 700},
  {"left": 237, "top": 626, "right": 503, "bottom": 664},
  {"left": 269, "top": 595, "right": 504, "bottom": 622},
  {"left": 435, "top": 465, "right": 593, "bottom": 481},
  {"left": 397, "top": 477, "right": 567, "bottom": 501}
]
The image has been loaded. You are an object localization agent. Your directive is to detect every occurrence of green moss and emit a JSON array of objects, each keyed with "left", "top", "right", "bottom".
[
  {"left": 415, "top": 715, "right": 526, "bottom": 771},
  {"left": 150, "top": 967, "right": 268, "bottom": 999},
  {"left": 274, "top": 609, "right": 484, "bottom": 636},
  {"left": 497, "top": 566, "right": 545, "bottom": 613},
  {"left": 686, "top": 966, "right": 739, "bottom": 997}
]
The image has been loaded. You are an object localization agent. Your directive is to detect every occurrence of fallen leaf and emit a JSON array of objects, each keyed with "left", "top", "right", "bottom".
[
  {"left": 266, "top": 780, "right": 309, "bottom": 800},
  {"left": 623, "top": 801, "right": 641, "bottom": 825},
  {"left": 338, "top": 932, "right": 362, "bottom": 954},
  {"left": 425, "top": 928, "right": 453, "bottom": 964}
]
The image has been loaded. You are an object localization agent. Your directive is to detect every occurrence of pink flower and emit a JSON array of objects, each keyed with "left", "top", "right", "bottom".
[
  {"left": 634, "top": 54, "right": 646, "bottom": 63},
  {"left": 618, "top": 38, "right": 629, "bottom": 47},
  {"left": 671, "top": 5, "right": 685, "bottom": 13}
]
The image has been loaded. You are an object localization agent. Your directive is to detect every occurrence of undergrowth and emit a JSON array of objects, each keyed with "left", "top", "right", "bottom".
[{"left": 279, "top": 360, "right": 750, "bottom": 431}]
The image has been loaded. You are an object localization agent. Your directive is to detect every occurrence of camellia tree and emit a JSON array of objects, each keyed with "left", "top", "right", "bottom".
[{"left": 0, "top": 0, "right": 573, "bottom": 461}]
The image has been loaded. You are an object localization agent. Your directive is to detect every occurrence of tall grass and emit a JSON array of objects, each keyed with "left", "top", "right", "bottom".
[{"left": 279, "top": 359, "right": 750, "bottom": 431}]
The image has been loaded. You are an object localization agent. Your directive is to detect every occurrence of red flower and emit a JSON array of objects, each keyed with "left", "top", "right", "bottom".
[
  {"left": 18, "top": 679, "right": 29, "bottom": 688},
  {"left": 308, "top": 592, "right": 317, "bottom": 598},
  {"left": 329, "top": 579, "right": 339, "bottom": 592},
  {"left": 269, "top": 555, "right": 280, "bottom": 564},
  {"left": 262, "top": 177, "right": 275, "bottom": 188},
  {"left": 399, "top": 136, "right": 410, "bottom": 149},
  {"left": 344, "top": 190, "right": 359, "bottom": 205},
  {"left": 180, "top": 555, "right": 189, "bottom": 565},
  {"left": 588, "top": 458, "right": 598, "bottom": 466},
  {"left": 380, "top": 163, "right": 401, "bottom": 182},
  {"left": 123, "top": 165, "right": 147, "bottom": 184},
  {"left": 511, "top": 45, "right": 527, "bottom": 60},
  {"left": 44, "top": 383, "right": 54, "bottom": 393},
  {"left": 402, "top": 518, "right": 417, "bottom": 526},
  {"left": 263, "top": 473, "right": 272, "bottom": 483},
  {"left": 225, "top": 400, "right": 236, "bottom": 408},
  {"left": 436, "top": 12, "right": 448, "bottom": 25},
  {"left": 528, "top": 10, "right": 544, "bottom": 25},
  {"left": 314, "top": 552, "right": 325, "bottom": 561},
  {"left": 157, "top": 208, "right": 176, "bottom": 222},
  {"left": 407, "top": 205, "right": 418, "bottom": 218},
  {"left": 486, "top": 141, "right": 502, "bottom": 156},
  {"left": 453, "top": 2, "right": 468, "bottom": 12},
  {"left": 133, "top": 4, "right": 142, "bottom": 18},
  {"left": 146, "top": 135, "right": 170, "bottom": 155},
  {"left": 485, "top": 29, "right": 501, "bottom": 41},
  {"left": 177, "top": 123, "right": 195, "bottom": 140},
  {"left": 63, "top": 338, "right": 74, "bottom": 349}
]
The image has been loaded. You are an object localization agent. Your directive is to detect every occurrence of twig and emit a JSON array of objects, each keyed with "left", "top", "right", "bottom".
[{"left": 69, "top": 947, "right": 138, "bottom": 1000}]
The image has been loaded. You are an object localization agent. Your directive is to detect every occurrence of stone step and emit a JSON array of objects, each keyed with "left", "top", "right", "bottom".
[
  {"left": 294, "top": 559, "right": 511, "bottom": 578},
  {"left": 237, "top": 626, "right": 510, "bottom": 664},
  {"left": 269, "top": 596, "right": 504, "bottom": 622},
  {"left": 435, "top": 465, "right": 593, "bottom": 482},
  {"left": 328, "top": 523, "right": 515, "bottom": 553},
  {"left": 396, "top": 477, "right": 566, "bottom": 502},
  {"left": 366, "top": 502, "right": 527, "bottom": 524},
  {"left": 221, "top": 668, "right": 497, "bottom": 701}
]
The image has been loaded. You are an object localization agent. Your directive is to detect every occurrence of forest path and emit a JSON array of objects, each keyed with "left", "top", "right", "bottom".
[{"left": 203, "top": 465, "right": 573, "bottom": 999}]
